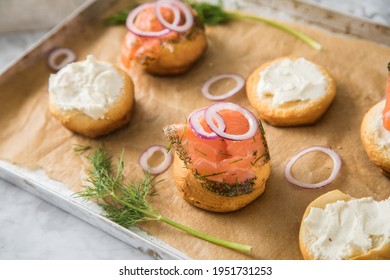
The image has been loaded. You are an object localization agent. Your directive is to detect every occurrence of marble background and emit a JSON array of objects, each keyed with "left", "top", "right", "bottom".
[{"left": 0, "top": 0, "right": 389, "bottom": 260}]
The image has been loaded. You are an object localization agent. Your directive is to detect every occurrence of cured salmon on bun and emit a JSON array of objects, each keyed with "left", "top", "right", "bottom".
[
  {"left": 164, "top": 102, "right": 271, "bottom": 212},
  {"left": 121, "top": 0, "right": 207, "bottom": 75},
  {"left": 361, "top": 62, "right": 390, "bottom": 176}
]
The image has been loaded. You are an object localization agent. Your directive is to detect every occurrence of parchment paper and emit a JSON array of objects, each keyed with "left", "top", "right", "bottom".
[{"left": 0, "top": 10, "right": 389, "bottom": 260}]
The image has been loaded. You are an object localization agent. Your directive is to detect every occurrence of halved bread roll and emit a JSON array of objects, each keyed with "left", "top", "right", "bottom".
[
  {"left": 49, "top": 56, "right": 135, "bottom": 138},
  {"left": 246, "top": 56, "right": 336, "bottom": 126},
  {"left": 299, "top": 190, "right": 390, "bottom": 260},
  {"left": 360, "top": 100, "right": 390, "bottom": 176},
  {"left": 173, "top": 153, "right": 270, "bottom": 212}
]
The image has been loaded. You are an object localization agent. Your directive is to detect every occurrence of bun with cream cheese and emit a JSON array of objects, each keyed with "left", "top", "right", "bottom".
[
  {"left": 299, "top": 190, "right": 390, "bottom": 260},
  {"left": 246, "top": 56, "right": 336, "bottom": 126},
  {"left": 48, "top": 55, "right": 135, "bottom": 138}
]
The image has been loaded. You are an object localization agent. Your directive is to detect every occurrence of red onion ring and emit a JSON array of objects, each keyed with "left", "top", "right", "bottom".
[
  {"left": 189, "top": 108, "right": 226, "bottom": 139},
  {"left": 47, "top": 47, "right": 76, "bottom": 71},
  {"left": 126, "top": 2, "right": 180, "bottom": 37},
  {"left": 156, "top": 0, "right": 194, "bottom": 33},
  {"left": 202, "top": 73, "right": 245, "bottom": 101},
  {"left": 284, "top": 146, "right": 342, "bottom": 189},
  {"left": 204, "top": 102, "right": 258, "bottom": 141},
  {"left": 139, "top": 145, "right": 173, "bottom": 175}
]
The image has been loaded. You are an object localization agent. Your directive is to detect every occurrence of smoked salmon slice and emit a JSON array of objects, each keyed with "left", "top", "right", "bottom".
[{"left": 164, "top": 108, "right": 270, "bottom": 197}]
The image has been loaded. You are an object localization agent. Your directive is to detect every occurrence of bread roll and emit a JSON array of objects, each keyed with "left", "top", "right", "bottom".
[
  {"left": 173, "top": 153, "right": 270, "bottom": 212},
  {"left": 164, "top": 107, "right": 271, "bottom": 212},
  {"left": 246, "top": 56, "right": 336, "bottom": 126},
  {"left": 299, "top": 190, "right": 390, "bottom": 260},
  {"left": 121, "top": 5, "right": 207, "bottom": 76},
  {"left": 360, "top": 100, "right": 390, "bottom": 176},
  {"left": 49, "top": 55, "right": 135, "bottom": 138}
]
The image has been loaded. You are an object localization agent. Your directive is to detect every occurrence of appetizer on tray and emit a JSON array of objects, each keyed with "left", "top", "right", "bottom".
[
  {"left": 48, "top": 55, "right": 135, "bottom": 138},
  {"left": 299, "top": 190, "right": 390, "bottom": 260},
  {"left": 246, "top": 56, "right": 336, "bottom": 126},
  {"left": 164, "top": 102, "right": 271, "bottom": 212},
  {"left": 361, "top": 62, "right": 390, "bottom": 176},
  {"left": 121, "top": 0, "right": 207, "bottom": 75}
]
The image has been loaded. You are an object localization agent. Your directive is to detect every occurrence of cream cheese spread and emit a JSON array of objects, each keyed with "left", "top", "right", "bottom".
[
  {"left": 304, "top": 197, "right": 390, "bottom": 260},
  {"left": 257, "top": 57, "right": 326, "bottom": 106},
  {"left": 373, "top": 103, "right": 390, "bottom": 149},
  {"left": 48, "top": 55, "right": 123, "bottom": 120}
]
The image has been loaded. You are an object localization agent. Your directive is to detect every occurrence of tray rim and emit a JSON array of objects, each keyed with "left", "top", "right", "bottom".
[
  {"left": 1, "top": 0, "right": 390, "bottom": 79},
  {"left": 0, "top": 160, "right": 190, "bottom": 260}
]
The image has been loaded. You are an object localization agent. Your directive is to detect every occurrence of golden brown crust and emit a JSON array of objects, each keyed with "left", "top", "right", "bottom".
[
  {"left": 136, "top": 27, "right": 207, "bottom": 76},
  {"left": 173, "top": 153, "right": 271, "bottom": 212},
  {"left": 49, "top": 66, "right": 135, "bottom": 138},
  {"left": 360, "top": 100, "right": 390, "bottom": 176},
  {"left": 299, "top": 190, "right": 390, "bottom": 260},
  {"left": 246, "top": 56, "right": 336, "bottom": 126}
]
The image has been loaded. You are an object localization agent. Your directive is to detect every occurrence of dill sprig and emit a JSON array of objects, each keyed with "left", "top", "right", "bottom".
[
  {"left": 187, "top": 1, "right": 321, "bottom": 50},
  {"left": 195, "top": 170, "right": 227, "bottom": 179},
  {"left": 104, "top": 10, "right": 131, "bottom": 25},
  {"left": 229, "top": 158, "right": 243, "bottom": 164},
  {"left": 79, "top": 147, "right": 251, "bottom": 253},
  {"left": 104, "top": 1, "right": 321, "bottom": 50},
  {"left": 73, "top": 144, "right": 91, "bottom": 155},
  {"left": 194, "top": 148, "right": 207, "bottom": 156}
]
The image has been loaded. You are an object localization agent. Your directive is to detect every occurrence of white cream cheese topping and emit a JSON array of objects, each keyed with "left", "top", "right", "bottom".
[
  {"left": 257, "top": 57, "right": 327, "bottom": 106},
  {"left": 304, "top": 197, "right": 390, "bottom": 260},
  {"left": 373, "top": 103, "right": 390, "bottom": 149},
  {"left": 48, "top": 55, "right": 123, "bottom": 120}
]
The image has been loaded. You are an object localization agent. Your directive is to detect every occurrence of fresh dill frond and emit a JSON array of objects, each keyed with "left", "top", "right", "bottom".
[
  {"left": 195, "top": 170, "right": 227, "bottom": 179},
  {"left": 180, "top": 118, "right": 188, "bottom": 143},
  {"left": 73, "top": 144, "right": 91, "bottom": 155},
  {"left": 229, "top": 158, "right": 243, "bottom": 164},
  {"left": 79, "top": 148, "right": 160, "bottom": 226},
  {"left": 104, "top": 2, "right": 139, "bottom": 25},
  {"left": 104, "top": 10, "right": 130, "bottom": 25},
  {"left": 217, "top": 150, "right": 232, "bottom": 157},
  {"left": 251, "top": 151, "right": 267, "bottom": 166},
  {"left": 185, "top": 0, "right": 322, "bottom": 50},
  {"left": 78, "top": 147, "right": 252, "bottom": 253},
  {"left": 166, "top": 141, "right": 173, "bottom": 153},
  {"left": 194, "top": 148, "right": 207, "bottom": 156},
  {"left": 186, "top": 1, "right": 236, "bottom": 25}
]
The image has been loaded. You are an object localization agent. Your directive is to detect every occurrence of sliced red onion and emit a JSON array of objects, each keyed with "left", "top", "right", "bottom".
[
  {"left": 48, "top": 47, "right": 76, "bottom": 71},
  {"left": 126, "top": 2, "right": 180, "bottom": 37},
  {"left": 139, "top": 145, "right": 173, "bottom": 175},
  {"left": 156, "top": 0, "right": 194, "bottom": 33},
  {"left": 202, "top": 73, "right": 245, "bottom": 101},
  {"left": 284, "top": 146, "right": 342, "bottom": 189},
  {"left": 189, "top": 108, "right": 226, "bottom": 139},
  {"left": 204, "top": 102, "right": 258, "bottom": 141}
]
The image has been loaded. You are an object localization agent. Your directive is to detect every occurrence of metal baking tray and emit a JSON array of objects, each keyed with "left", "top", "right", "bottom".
[{"left": 0, "top": 0, "right": 389, "bottom": 260}]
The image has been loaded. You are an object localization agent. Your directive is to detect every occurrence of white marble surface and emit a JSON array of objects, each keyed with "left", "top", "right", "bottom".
[
  {"left": 0, "top": 0, "right": 389, "bottom": 260},
  {"left": 309, "top": 0, "right": 390, "bottom": 26},
  {"left": 0, "top": 179, "right": 152, "bottom": 259}
]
